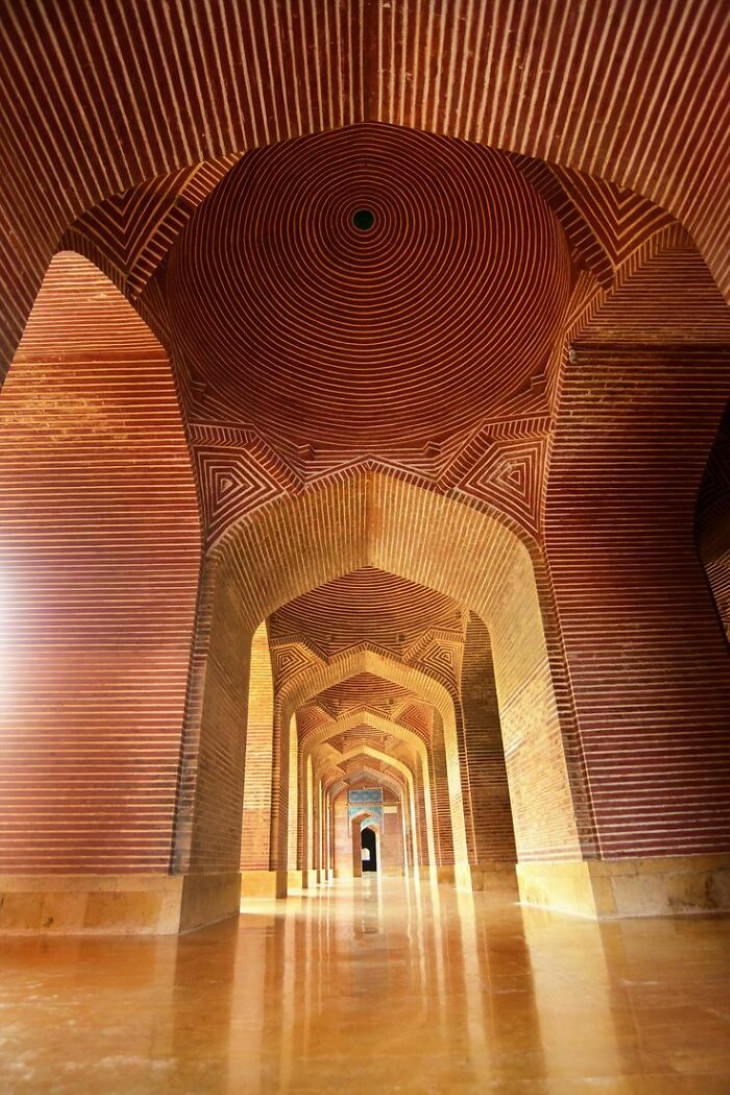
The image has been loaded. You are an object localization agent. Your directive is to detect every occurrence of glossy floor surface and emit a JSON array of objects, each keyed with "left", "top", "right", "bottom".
[{"left": 1, "top": 878, "right": 730, "bottom": 1094}]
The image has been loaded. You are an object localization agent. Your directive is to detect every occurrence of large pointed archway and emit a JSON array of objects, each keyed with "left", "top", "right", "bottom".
[{"left": 173, "top": 469, "right": 589, "bottom": 924}]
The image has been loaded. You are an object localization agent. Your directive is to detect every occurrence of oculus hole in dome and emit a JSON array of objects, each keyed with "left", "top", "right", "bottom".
[{"left": 352, "top": 208, "right": 375, "bottom": 230}]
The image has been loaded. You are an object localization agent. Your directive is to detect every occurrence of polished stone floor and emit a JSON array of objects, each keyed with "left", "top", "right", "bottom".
[{"left": 1, "top": 877, "right": 729, "bottom": 1094}]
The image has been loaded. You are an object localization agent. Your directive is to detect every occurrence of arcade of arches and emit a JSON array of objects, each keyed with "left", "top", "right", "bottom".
[{"left": 0, "top": 1, "right": 729, "bottom": 1089}]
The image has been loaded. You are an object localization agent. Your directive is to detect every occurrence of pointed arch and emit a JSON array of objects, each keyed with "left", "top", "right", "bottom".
[
  {"left": 174, "top": 468, "right": 588, "bottom": 920},
  {"left": 282, "top": 652, "right": 465, "bottom": 887}
]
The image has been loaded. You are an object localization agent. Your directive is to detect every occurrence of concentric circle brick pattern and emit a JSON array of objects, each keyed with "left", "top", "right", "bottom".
[
  {"left": 1, "top": 0, "right": 729, "bottom": 383},
  {"left": 166, "top": 125, "right": 572, "bottom": 448}
]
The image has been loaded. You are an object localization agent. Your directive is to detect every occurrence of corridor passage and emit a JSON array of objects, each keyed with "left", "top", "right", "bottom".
[{"left": 1, "top": 879, "right": 729, "bottom": 1094}]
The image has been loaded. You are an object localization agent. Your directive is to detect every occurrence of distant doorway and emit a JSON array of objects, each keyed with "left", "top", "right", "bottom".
[{"left": 361, "top": 826, "right": 377, "bottom": 872}]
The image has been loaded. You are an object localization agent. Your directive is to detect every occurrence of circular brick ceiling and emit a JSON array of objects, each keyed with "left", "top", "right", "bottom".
[{"left": 167, "top": 125, "right": 572, "bottom": 448}]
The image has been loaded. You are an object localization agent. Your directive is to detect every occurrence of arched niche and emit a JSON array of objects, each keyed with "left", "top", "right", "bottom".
[
  {"left": 275, "top": 647, "right": 466, "bottom": 885},
  {"left": 536, "top": 240, "right": 730, "bottom": 916}
]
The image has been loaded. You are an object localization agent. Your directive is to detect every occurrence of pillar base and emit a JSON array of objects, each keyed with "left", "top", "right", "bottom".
[
  {"left": 0, "top": 872, "right": 241, "bottom": 935},
  {"left": 470, "top": 861, "right": 518, "bottom": 894},
  {"left": 414, "top": 864, "right": 476, "bottom": 890},
  {"left": 517, "top": 855, "right": 730, "bottom": 919},
  {"left": 240, "top": 870, "right": 278, "bottom": 899}
]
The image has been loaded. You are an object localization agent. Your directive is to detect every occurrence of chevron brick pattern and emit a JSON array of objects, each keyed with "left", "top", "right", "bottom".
[{"left": 62, "top": 156, "right": 239, "bottom": 301}]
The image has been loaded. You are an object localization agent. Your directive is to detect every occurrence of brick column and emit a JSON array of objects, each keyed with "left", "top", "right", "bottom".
[
  {"left": 537, "top": 340, "right": 730, "bottom": 916},
  {"left": 460, "top": 614, "right": 517, "bottom": 888}
]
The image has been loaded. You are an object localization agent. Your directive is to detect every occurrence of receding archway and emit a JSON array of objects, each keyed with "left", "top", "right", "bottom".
[
  {"left": 317, "top": 743, "right": 418, "bottom": 880},
  {"left": 172, "top": 469, "right": 589, "bottom": 922},
  {"left": 309, "top": 714, "right": 432, "bottom": 874},
  {"left": 277, "top": 648, "right": 468, "bottom": 890}
]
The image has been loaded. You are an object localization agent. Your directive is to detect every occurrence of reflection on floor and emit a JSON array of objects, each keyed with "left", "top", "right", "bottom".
[{"left": 1, "top": 878, "right": 729, "bottom": 1094}]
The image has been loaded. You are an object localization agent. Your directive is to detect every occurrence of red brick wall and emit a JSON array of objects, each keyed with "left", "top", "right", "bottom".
[
  {"left": 697, "top": 402, "right": 730, "bottom": 644},
  {"left": 460, "top": 615, "right": 517, "bottom": 865},
  {"left": 0, "top": 252, "right": 200, "bottom": 874},
  {"left": 240, "top": 622, "right": 274, "bottom": 870},
  {"left": 546, "top": 349, "right": 730, "bottom": 855}
]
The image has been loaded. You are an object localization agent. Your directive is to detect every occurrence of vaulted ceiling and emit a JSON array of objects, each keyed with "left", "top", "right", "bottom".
[
  {"left": 2, "top": 0, "right": 724, "bottom": 556},
  {"left": 54, "top": 120, "right": 703, "bottom": 550},
  {"left": 1, "top": 0, "right": 727, "bottom": 353},
  {"left": 163, "top": 125, "right": 571, "bottom": 451},
  {"left": 269, "top": 567, "right": 465, "bottom": 660}
]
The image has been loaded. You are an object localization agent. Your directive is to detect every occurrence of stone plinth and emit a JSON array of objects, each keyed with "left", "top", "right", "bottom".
[
  {"left": 0, "top": 873, "right": 241, "bottom": 935},
  {"left": 517, "top": 855, "right": 730, "bottom": 918}
]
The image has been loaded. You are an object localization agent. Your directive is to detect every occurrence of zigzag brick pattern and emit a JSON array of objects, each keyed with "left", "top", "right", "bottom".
[{"left": 270, "top": 567, "right": 465, "bottom": 660}]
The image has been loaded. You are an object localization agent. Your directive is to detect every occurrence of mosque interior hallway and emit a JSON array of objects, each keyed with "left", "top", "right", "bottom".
[
  {"left": 1, "top": 878, "right": 730, "bottom": 1095},
  {"left": 0, "top": 3, "right": 729, "bottom": 1092}
]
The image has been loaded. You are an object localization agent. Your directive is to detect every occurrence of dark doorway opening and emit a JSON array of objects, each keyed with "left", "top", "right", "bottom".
[{"left": 361, "top": 826, "right": 377, "bottom": 872}]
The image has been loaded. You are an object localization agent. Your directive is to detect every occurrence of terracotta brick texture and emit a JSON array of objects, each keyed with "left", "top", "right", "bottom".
[
  {"left": 0, "top": 6, "right": 727, "bottom": 898},
  {"left": 0, "top": 253, "right": 200, "bottom": 874}
]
